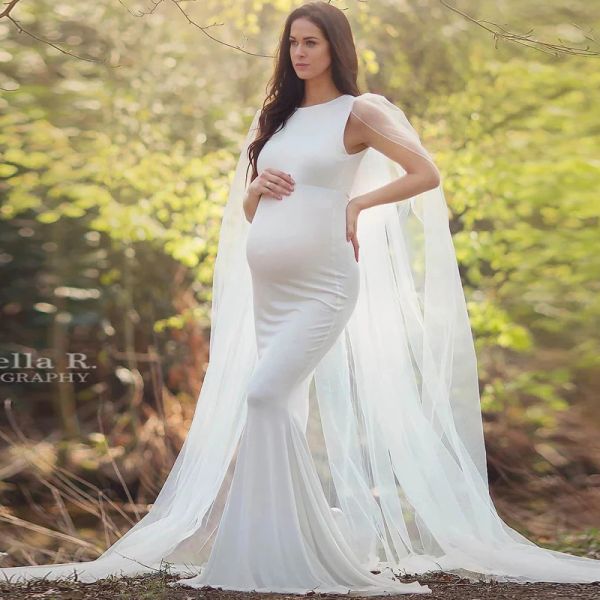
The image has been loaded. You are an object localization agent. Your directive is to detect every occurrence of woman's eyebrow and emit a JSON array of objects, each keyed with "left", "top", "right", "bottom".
[{"left": 288, "top": 35, "right": 319, "bottom": 40}]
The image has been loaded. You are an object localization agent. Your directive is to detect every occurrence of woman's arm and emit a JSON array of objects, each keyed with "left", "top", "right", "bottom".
[
  {"left": 347, "top": 109, "right": 440, "bottom": 212},
  {"left": 344, "top": 95, "right": 441, "bottom": 261}
]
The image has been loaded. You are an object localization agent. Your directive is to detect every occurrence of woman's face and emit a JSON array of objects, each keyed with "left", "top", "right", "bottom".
[{"left": 289, "top": 18, "right": 331, "bottom": 80}]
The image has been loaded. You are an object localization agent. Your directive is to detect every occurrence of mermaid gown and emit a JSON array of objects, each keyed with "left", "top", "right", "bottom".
[{"left": 172, "top": 94, "right": 430, "bottom": 595}]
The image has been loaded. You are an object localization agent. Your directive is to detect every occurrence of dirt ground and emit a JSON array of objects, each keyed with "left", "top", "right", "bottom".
[{"left": 1, "top": 571, "right": 599, "bottom": 600}]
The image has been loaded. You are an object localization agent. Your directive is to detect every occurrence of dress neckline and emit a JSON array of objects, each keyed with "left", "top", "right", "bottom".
[{"left": 296, "top": 94, "right": 350, "bottom": 110}]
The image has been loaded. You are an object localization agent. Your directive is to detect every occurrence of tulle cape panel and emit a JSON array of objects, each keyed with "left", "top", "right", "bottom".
[{"left": 311, "top": 93, "right": 600, "bottom": 582}]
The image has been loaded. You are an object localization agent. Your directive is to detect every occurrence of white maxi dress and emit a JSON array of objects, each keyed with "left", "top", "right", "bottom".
[{"left": 175, "top": 94, "right": 431, "bottom": 595}]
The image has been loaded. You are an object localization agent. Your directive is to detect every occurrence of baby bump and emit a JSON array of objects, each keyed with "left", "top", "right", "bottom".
[{"left": 245, "top": 184, "right": 354, "bottom": 281}]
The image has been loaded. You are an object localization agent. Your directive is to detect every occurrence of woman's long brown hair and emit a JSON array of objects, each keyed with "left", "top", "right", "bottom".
[{"left": 246, "top": 1, "right": 361, "bottom": 185}]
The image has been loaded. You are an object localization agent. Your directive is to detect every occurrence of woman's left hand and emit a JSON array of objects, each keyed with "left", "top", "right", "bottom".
[{"left": 346, "top": 198, "right": 362, "bottom": 262}]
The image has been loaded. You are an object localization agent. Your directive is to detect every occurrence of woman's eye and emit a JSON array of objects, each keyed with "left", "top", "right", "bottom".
[{"left": 289, "top": 41, "right": 316, "bottom": 47}]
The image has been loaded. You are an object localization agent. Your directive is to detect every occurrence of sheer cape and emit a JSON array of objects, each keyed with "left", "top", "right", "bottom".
[{"left": 1, "top": 92, "right": 599, "bottom": 585}]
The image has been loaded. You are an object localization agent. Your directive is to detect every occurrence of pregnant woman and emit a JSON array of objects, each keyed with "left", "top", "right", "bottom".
[{"left": 2, "top": 1, "right": 600, "bottom": 595}]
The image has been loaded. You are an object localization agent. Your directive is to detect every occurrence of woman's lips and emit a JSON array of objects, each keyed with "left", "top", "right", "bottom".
[{"left": 296, "top": 64, "right": 309, "bottom": 68}]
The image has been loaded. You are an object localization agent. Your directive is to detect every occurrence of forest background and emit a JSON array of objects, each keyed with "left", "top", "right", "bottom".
[{"left": 0, "top": 0, "right": 599, "bottom": 567}]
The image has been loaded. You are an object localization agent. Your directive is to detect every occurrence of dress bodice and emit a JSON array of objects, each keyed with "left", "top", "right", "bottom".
[{"left": 256, "top": 94, "right": 367, "bottom": 196}]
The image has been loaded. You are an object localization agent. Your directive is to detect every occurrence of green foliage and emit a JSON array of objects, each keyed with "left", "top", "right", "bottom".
[
  {"left": 481, "top": 369, "right": 572, "bottom": 424},
  {"left": 425, "top": 54, "right": 600, "bottom": 422}
]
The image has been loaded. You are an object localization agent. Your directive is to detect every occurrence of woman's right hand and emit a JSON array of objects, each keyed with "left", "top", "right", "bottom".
[{"left": 250, "top": 168, "right": 295, "bottom": 201}]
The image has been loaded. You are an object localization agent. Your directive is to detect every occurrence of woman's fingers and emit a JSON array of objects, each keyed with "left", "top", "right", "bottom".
[
  {"left": 268, "top": 181, "right": 291, "bottom": 200},
  {"left": 352, "top": 236, "right": 359, "bottom": 262},
  {"left": 268, "top": 168, "right": 295, "bottom": 187},
  {"left": 259, "top": 169, "right": 294, "bottom": 200},
  {"left": 346, "top": 230, "right": 359, "bottom": 262},
  {"left": 345, "top": 200, "right": 360, "bottom": 262}
]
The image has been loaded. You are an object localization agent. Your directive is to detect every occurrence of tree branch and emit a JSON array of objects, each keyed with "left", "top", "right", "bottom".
[
  {"left": 1, "top": 0, "right": 117, "bottom": 65},
  {"left": 169, "top": 0, "right": 271, "bottom": 58},
  {"left": 439, "top": 0, "right": 599, "bottom": 57}
]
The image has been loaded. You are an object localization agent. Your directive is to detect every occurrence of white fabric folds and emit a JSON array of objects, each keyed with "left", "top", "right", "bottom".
[{"left": 1, "top": 93, "right": 599, "bottom": 587}]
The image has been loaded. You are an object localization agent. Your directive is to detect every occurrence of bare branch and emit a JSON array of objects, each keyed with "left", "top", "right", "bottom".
[
  {"left": 0, "top": 0, "right": 22, "bottom": 19},
  {"left": 117, "top": 0, "right": 165, "bottom": 18},
  {"left": 439, "top": 0, "right": 599, "bottom": 57},
  {"left": 169, "top": 0, "right": 272, "bottom": 58},
  {"left": 0, "top": 0, "right": 273, "bottom": 73},
  {"left": 1, "top": 0, "right": 119, "bottom": 65}
]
